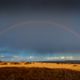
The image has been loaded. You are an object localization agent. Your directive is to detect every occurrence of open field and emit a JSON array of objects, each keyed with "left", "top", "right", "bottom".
[{"left": 0, "top": 62, "right": 80, "bottom": 80}]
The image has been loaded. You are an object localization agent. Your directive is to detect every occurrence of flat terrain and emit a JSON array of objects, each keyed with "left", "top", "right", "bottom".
[
  {"left": 0, "top": 62, "right": 80, "bottom": 71},
  {"left": 0, "top": 62, "right": 80, "bottom": 80}
]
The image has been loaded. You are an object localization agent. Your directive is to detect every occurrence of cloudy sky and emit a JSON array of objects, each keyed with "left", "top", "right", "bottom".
[{"left": 0, "top": 0, "right": 80, "bottom": 61}]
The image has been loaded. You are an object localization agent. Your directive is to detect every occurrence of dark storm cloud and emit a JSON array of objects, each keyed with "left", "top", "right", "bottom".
[
  {"left": 0, "top": 0, "right": 80, "bottom": 52},
  {"left": 0, "top": 0, "right": 80, "bottom": 8}
]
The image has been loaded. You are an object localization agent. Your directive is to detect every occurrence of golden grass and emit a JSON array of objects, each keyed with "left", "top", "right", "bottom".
[{"left": 0, "top": 62, "right": 80, "bottom": 80}]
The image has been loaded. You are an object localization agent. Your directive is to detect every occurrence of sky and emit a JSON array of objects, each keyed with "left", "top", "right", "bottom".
[{"left": 0, "top": 0, "right": 80, "bottom": 61}]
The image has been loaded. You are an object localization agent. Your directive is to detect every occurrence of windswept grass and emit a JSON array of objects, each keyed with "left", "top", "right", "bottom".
[{"left": 0, "top": 62, "right": 80, "bottom": 80}]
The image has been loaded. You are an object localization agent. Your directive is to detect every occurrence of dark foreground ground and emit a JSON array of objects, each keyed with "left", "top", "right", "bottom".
[{"left": 0, "top": 67, "right": 80, "bottom": 80}]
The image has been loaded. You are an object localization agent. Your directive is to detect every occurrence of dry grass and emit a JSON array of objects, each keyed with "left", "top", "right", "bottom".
[{"left": 0, "top": 62, "right": 80, "bottom": 80}]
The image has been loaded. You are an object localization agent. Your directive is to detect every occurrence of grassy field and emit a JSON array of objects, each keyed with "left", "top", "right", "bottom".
[{"left": 0, "top": 62, "right": 80, "bottom": 80}]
